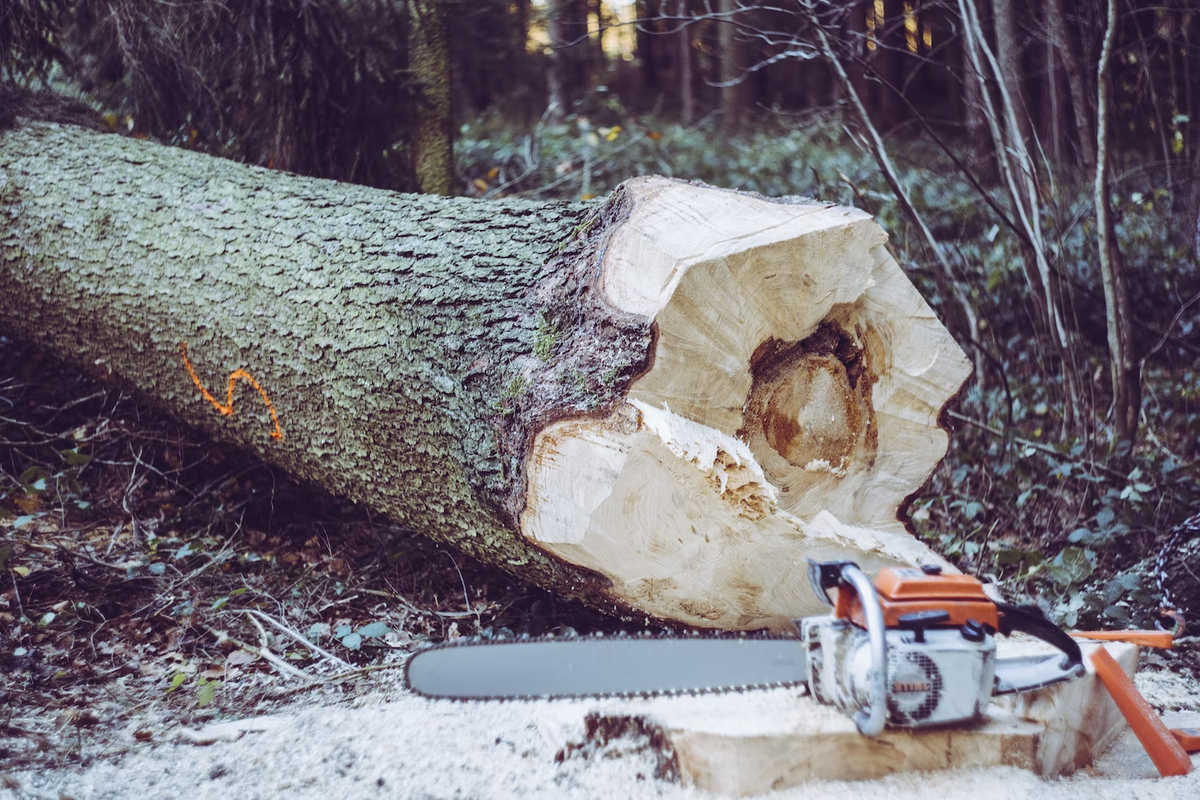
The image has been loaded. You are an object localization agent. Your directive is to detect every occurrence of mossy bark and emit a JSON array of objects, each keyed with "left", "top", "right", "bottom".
[
  {"left": 407, "top": 0, "right": 455, "bottom": 196},
  {"left": 0, "top": 121, "right": 650, "bottom": 611}
]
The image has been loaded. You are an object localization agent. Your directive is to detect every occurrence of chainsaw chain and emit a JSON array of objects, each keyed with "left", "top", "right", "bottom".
[
  {"left": 1155, "top": 510, "right": 1200, "bottom": 632},
  {"left": 403, "top": 629, "right": 807, "bottom": 702}
]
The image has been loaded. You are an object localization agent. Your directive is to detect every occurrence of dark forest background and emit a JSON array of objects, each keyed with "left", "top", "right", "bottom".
[{"left": 2, "top": 0, "right": 1199, "bottom": 672}]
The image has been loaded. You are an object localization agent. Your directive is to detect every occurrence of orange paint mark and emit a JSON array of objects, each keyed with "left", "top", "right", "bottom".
[{"left": 179, "top": 341, "right": 283, "bottom": 441}]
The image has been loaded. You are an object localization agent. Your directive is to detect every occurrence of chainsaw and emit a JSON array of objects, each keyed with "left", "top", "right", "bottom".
[{"left": 404, "top": 561, "right": 1086, "bottom": 737}]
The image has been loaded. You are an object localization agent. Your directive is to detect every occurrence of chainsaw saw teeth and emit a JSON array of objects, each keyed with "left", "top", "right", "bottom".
[{"left": 404, "top": 561, "right": 1086, "bottom": 738}]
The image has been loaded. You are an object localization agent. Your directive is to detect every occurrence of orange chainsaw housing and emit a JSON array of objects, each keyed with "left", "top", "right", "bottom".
[{"left": 834, "top": 567, "right": 1001, "bottom": 631}]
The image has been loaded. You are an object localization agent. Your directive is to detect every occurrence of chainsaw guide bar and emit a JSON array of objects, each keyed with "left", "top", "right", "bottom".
[
  {"left": 404, "top": 631, "right": 807, "bottom": 701},
  {"left": 403, "top": 563, "right": 1088, "bottom": 739}
]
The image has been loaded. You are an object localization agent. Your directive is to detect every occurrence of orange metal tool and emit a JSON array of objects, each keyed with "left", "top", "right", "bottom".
[
  {"left": 1070, "top": 630, "right": 1175, "bottom": 649},
  {"left": 1090, "top": 646, "right": 1193, "bottom": 777},
  {"left": 1171, "top": 728, "right": 1200, "bottom": 754}
]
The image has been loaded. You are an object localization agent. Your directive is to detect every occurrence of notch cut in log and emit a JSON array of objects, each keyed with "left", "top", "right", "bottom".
[{"left": 0, "top": 121, "right": 970, "bottom": 630}]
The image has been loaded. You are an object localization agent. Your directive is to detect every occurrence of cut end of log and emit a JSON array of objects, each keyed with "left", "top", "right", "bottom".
[{"left": 519, "top": 178, "right": 971, "bottom": 629}]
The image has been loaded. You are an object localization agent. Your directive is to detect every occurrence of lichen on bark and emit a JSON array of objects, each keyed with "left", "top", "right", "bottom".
[{"left": 0, "top": 120, "right": 650, "bottom": 605}]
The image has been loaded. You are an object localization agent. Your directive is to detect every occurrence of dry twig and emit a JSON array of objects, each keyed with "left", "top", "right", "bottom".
[
  {"left": 201, "top": 624, "right": 316, "bottom": 684},
  {"left": 241, "top": 608, "right": 352, "bottom": 668}
]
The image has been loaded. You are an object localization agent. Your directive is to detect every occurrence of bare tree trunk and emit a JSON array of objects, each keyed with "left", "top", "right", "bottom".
[
  {"left": 993, "top": 0, "right": 1030, "bottom": 147},
  {"left": 593, "top": 0, "right": 605, "bottom": 70},
  {"left": 1044, "top": 15, "right": 1064, "bottom": 166},
  {"left": 1095, "top": 0, "right": 1140, "bottom": 447},
  {"left": 636, "top": 0, "right": 659, "bottom": 94},
  {"left": 678, "top": 1, "right": 695, "bottom": 124},
  {"left": 1191, "top": 149, "right": 1200, "bottom": 260},
  {"left": 547, "top": 0, "right": 576, "bottom": 119},
  {"left": 408, "top": 0, "right": 455, "bottom": 195},
  {"left": 960, "top": 4, "right": 990, "bottom": 174},
  {"left": 959, "top": 0, "right": 1081, "bottom": 429},
  {"left": 718, "top": 0, "right": 747, "bottom": 137},
  {"left": 877, "top": 0, "right": 907, "bottom": 129},
  {"left": 0, "top": 121, "right": 969, "bottom": 630},
  {"left": 513, "top": 0, "right": 534, "bottom": 126},
  {"left": 845, "top": 0, "right": 870, "bottom": 105},
  {"left": 1130, "top": 10, "right": 1174, "bottom": 194},
  {"left": 1181, "top": 3, "right": 1200, "bottom": 257},
  {"left": 1047, "top": 0, "right": 1096, "bottom": 168}
]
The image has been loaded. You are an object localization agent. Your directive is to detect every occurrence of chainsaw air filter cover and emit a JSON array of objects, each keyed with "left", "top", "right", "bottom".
[
  {"left": 801, "top": 616, "right": 997, "bottom": 728},
  {"left": 802, "top": 565, "right": 1002, "bottom": 729}
]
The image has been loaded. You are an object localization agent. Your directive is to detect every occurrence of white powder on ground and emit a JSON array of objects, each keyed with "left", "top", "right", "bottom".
[{"left": 3, "top": 667, "right": 1196, "bottom": 800}]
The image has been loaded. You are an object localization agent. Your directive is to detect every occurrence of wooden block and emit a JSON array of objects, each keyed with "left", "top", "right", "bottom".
[
  {"left": 991, "top": 641, "right": 1138, "bottom": 777},
  {"left": 543, "top": 641, "right": 1138, "bottom": 796}
]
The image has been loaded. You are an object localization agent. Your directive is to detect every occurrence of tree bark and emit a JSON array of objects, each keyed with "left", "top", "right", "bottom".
[
  {"left": 877, "top": 0, "right": 907, "bottom": 129},
  {"left": 407, "top": 0, "right": 455, "bottom": 195},
  {"left": 993, "top": 0, "right": 1030, "bottom": 148},
  {"left": 678, "top": 1, "right": 694, "bottom": 125},
  {"left": 636, "top": 0, "right": 659, "bottom": 94},
  {"left": 1095, "top": 0, "right": 1140, "bottom": 447},
  {"left": 546, "top": 0, "right": 578, "bottom": 118},
  {"left": 960, "top": 5, "right": 990, "bottom": 175},
  {"left": 718, "top": 0, "right": 748, "bottom": 137},
  {"left": 0, "top": 122, "right": 970, "bottom": 630},
  {"left": 1047, "top": 0, "right": 1096, "bottom": 169},
  {"left": 590, "top": 0, "right": 606, "bottom": 78}
]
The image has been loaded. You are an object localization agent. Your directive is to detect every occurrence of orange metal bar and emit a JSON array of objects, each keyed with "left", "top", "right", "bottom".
[
  {"left": 1090, "top": 647, "right": 1193, "bottom": 777},
  {"left": 1070, "top": 630, "right": 1175, "bottom": 649},
  {"left": 1171, "top": 728, "right": 1200, "bottom": 754}
]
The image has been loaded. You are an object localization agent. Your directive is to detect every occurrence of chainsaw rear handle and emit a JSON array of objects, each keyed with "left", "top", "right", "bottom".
[
  {"left": 835, "top": 563, "right": 888, "bottom": 737},
  {"left": 995, "top": 602, "right": 1083, "bottom": 668},
  {"left": 991, "top": 602, "right": 1086, "bottom": 694}
]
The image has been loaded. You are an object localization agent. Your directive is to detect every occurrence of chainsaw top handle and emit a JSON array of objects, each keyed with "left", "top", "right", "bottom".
[{"left": 835, "top": 563, "right": 888, "bottom": 737}]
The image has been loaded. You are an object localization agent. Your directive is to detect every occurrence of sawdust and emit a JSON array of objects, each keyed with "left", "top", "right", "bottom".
[{"left": 3, "top": 667, "right": 1197, "bottom": 800}]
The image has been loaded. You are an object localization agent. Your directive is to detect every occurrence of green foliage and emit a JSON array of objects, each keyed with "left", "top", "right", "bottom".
[
  {"left": 0, "top": 446, "right": 94, "bottom": 531},
  {"left": 502, "top": 374, "right": 526, "bottom": 399},
  {"left": 196, "top": 675, "right": 217, "bottom": 707},
  {"left": 335, "top": 620, "right": 392, "bottom": 651},
  {"left": 165, "top": 672, "right": 218, "bottom": 707}
]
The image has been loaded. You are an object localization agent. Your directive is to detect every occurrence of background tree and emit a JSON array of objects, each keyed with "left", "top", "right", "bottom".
[
  {"left": 407, "top": 0, "right": 454, "bottom": 195},
  {"left": 1095, "top": 0, "right": 1140, "bottom": 448}
]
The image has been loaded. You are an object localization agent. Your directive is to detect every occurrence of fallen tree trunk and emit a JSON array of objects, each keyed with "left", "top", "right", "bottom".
[{"left": 0, "top": 121, "right": 971, "bottom": 630}]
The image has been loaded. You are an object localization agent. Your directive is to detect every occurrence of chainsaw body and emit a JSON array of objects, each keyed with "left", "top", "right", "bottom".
[{"left": 801, "top": 561, "right": 1084, "bottom": 735}]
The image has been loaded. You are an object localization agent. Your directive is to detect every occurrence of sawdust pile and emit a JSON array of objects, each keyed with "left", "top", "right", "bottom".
[{"left": 2, "top": 661, "right": 1197, "bottom": 800}]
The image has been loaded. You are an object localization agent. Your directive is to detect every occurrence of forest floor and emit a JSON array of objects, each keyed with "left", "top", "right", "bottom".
[{"left": 2, "top": 338, "right": 1199, "bottom": 799}]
